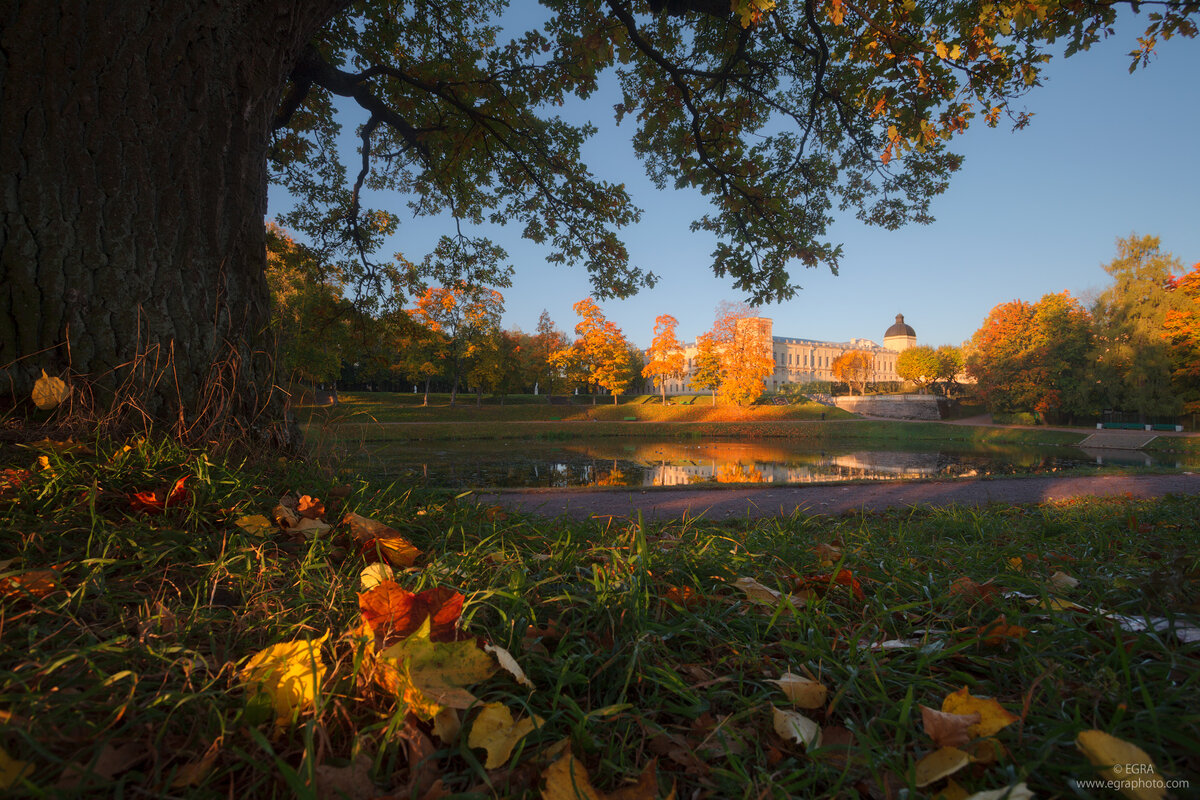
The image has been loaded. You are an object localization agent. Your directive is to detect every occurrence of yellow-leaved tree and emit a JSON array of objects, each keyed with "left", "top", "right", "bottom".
[
  {"left": 642, "top": 314, "right": 687, "bottom": 404},
  {"left": 712, "top": 303, "right": 774, "bottom": 406},
  {"left": 551, "top": 298, "right": 634, "bottom": 405}
]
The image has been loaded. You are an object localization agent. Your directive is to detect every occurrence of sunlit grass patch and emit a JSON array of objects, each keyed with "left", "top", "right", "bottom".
[{"left": 1, "top": 438, "right": 1196, "bottom": 797}]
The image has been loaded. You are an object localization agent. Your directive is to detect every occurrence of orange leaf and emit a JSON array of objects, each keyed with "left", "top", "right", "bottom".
[
  {"left": 297, "top": 495, "right": 325, "bottom": 520},
  {"left": 662, "top": 585, "right": 703, "bottom": 609},
  {"left": 359, "top": 581, "right": 464, "bottom": 646},
  {"left": 1, "top": 568, "right": 61, "bottom": 600},
  {"left": 979, "top": 616, "right": 1029, "bottom": 646},
  {"left": 129, "top": 476, "right": 190, "bottom": 514}
]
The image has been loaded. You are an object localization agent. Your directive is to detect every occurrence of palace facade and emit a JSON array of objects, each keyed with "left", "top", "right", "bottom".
[{"left": 657, "top": 313, "right": 918, "bottom": 394}]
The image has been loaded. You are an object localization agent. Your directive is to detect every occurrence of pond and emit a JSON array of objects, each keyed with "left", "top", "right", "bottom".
[{"left": 355, "top": 436, "right": 1193, "bottom": 489}]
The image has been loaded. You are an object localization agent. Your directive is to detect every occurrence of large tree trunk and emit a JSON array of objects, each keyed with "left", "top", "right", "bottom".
[{"left": 1, "top": 1, "right": 340, "bottom": 442}]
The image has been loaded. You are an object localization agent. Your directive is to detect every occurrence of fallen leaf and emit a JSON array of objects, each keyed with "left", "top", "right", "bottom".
[
  {"left": 1, "top": 568, "right": 60, "bottom": 600},
  {"left": 129, "top": 475, "right": 190, "bottom": 514},
  {"left": 979, "top": 616, "right": 1029, "bottom": 647},
  {"left": 362, "top": 534, "right": 423, "bottom": 568},
  {"left": 239, "top": 632, "right": 328, "bottom": 730},
  {"left": 1049, "top": 571, "right": 1079, "bottom": 590},
  {"left": 913, "top": 747, "right": 970, "bottom": 788},
  {"left": 771, "top": 706, "right": 821, "bottom": 748},
  {"left": 398, "top": 719, "right": 440, "bottom": 798},
  {"left": 0, "top": 746, "right": 32, "bottom": 790},
  {"left": 234, "top": 514, "right": 274, "bottom": 537},
  {"left": 273, "top": 503, "right": 301, "bottom": 528},
  {"left": 19, "top": 438, "right": 91, "bottom": 455},
  {"left": 170, "top": 737, "right": 221, "bottom": 788},
  {"left": 941, "top": 687, "right": 1018, "bottom": 739},
  {"left": 359, "top": 582, "right": 463, "bottom": 647},
  {"left": 468, "top": 703, "right": 542, "bottom": 769},
  {"left": 291, "top": 517, "right": 332, "bottom": 537},
  {"left": 297, "top": 494, "right": 325, "bottom": 519},
  {"left": 1, "top": 468, "right": 32, "bottom": 495},
  {"left": 607, "top": 759, "right": 665, "bottom": 800},
  {"left": 432, "top": 707, "right": 461, "bottom": 743},
  {"left": 373, "top": 618, "right": 496, "bottom": 719},
  {"left": 734, "top": 576, "right": 805, "bottom": 609},
  {"left": 360, "top": 563, "right": 395, "bottom": 590},
  {"left": 921, "top": 705, "right": 980, "bottom": 748},
  {"left": 542, "top": 750, "right": 603, "bottom": 800},
  {"left": 312, "top": 754, "right": 375, "bottom": 800},
  {"left": 661, "top": 585, "right": 702, "bottom": 609},
  {"left": 933, "top": 778, "right": 970, "bottom": 800},
  {"left": 812, "top": 542, "right": 842, "bottom": 565},
  {"left": 950, "top": 577, "right": 998, "bottom": 603},
  {"left": 57, "top": 741, "right": 146, "bottom": 789},
  {"left": 486, "top": 643, "right": 534, "bottom": 688},
  {"left": 1076, "top": 730, "right": 1165, "bottom": 800},
  {"left": 795, "top": 569, "right": 865, "bottom": 601},
  {"left": 770, "top": 673, "right": 827, "bottom": 709},
  {"left": 32, "top": 370, "right": 70, "bottom": 410}
]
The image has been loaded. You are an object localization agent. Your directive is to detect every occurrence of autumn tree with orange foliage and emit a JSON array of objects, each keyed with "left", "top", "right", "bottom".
[
  {"left": 1163, "top": 263, "right": 1200, "bottom": 417},
  {"left": 710, "top": 303, "right": 774, "bottom": 406},
  {"left": 410, "top": 285, "right": 504, "bottom": 405},
  {"left": 832, "top": 350, "right": 874, "bottom": 395},
  {"left": 967, "top": 292, "right": 1093, "bottom": 422},
  {"left": 642, "top": 315, "right": 687, "bottom": 404},
  {"left": 551, "top": 299, "right": 635, "bottom": 404}
]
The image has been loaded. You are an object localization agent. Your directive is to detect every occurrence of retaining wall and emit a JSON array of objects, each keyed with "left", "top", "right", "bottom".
[{"left": 834, "top": 394, "right": 947, "bottom": 420}]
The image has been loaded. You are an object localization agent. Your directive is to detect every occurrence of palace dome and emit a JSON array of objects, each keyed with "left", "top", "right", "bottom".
[{"left": 885, "top": 313, "right": 915, "bottom": 338}]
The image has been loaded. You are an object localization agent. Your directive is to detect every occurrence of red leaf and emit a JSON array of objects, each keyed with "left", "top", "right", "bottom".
[{"left": 358, "top": 581, "right": 464, "bottom": 646}]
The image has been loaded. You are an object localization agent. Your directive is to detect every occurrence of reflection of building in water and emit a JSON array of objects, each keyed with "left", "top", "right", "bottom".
[
  {"left": 653, "top": 314, "right": 918, "bottom": 394},
  {"left": 642, "top": 450, "right": 941, "bottom": 486}
]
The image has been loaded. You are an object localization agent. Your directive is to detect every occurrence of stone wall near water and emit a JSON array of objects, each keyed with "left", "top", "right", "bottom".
[{"left": 834, "top": 394, "right": 947, "bottom": 420}]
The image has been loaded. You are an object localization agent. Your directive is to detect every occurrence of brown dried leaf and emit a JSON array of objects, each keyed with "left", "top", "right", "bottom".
[{"left": 920, "top": 705, "right": 980, "bottom": 748}]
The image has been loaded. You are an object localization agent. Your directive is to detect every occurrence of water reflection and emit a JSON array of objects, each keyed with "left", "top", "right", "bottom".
[{"left": 362, "top": 436, "right": 1192, "bottom": 489}]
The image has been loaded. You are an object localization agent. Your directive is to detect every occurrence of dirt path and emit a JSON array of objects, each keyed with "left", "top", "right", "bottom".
[{"left": 475, "top": 472, "right": 1200, "bottom": 521}]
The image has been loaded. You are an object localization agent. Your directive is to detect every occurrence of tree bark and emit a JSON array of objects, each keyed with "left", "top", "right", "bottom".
[{"left": 1, "top": 1, "right": 341, "bottom": 442}]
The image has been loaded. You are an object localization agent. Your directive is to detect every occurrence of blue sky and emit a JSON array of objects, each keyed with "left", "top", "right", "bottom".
[{"left": 268, "top": 21, "right": 1199, "bottom": 350}]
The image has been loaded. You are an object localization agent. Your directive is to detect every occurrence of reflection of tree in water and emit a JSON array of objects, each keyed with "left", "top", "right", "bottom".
[
  {"left": 594, "top": 459, "right": 634, "bottom": 487},
  {"left": 715, "top": 462, "right": 766, "bottom": 483}
]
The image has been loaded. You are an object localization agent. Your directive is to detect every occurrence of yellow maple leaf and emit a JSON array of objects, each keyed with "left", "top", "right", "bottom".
[
  {"left": 468, "top": 702, "right": 542, "bottom": 769},
  {"left": 240, "top": 632, "right": 328, "bottom": 730},
  {"left": 234, "top": 514, "right": 274, "bottom": 537},
  {"left": 1076, "top": 730, "right": 1166, "bottom": 800},
  {"left": 374, "top": 618, "right": 496, "bottom": 719},
  {"left": 31, "top": 370, "right": 70, "bottom": 411},
  {"left": 941, "top": 687, "right": 1018, "bottom": 739}
]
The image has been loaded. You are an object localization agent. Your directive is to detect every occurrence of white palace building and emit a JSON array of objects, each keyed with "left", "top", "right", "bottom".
[{"left": 658, "top": 313, "right": 918, "bottom": 394}]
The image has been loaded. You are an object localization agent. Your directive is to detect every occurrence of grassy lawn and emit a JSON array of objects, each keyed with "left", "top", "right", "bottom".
[
  {"left": 302, "top": 393, "right": 1090, "bottom": 450},
  {"left": 2, "top": 438, "right": 1196, "bottom": 797}
]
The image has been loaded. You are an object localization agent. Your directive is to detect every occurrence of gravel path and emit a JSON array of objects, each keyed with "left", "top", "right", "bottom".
[{"left": 475, "top": 472, "right": 1200, "bottom": 521}]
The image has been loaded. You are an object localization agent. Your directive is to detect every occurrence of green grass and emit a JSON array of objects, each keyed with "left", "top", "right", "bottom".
[
  {"left": 2, "top": 437, "right": 1197, "bottom": 797},
  {"left": 300, "top": 392, "right": 854, "bottom": 425}
]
